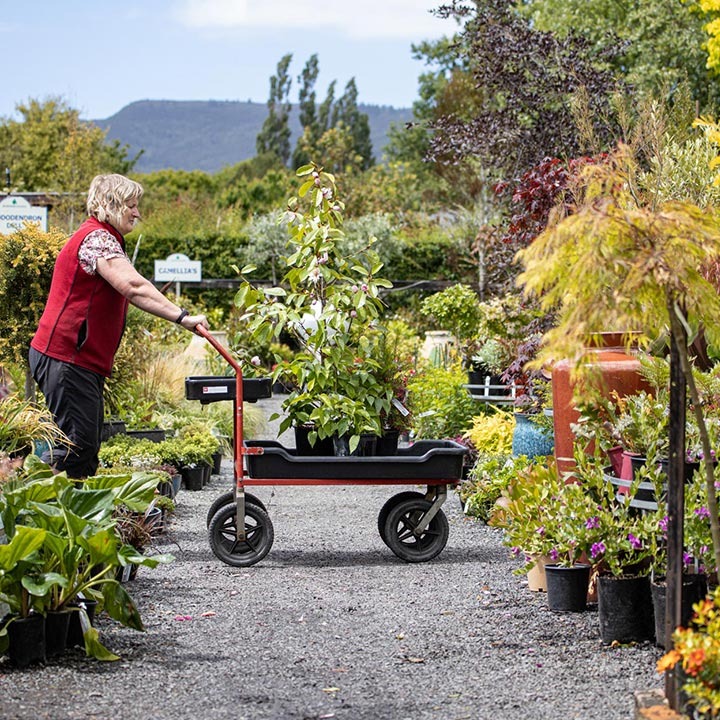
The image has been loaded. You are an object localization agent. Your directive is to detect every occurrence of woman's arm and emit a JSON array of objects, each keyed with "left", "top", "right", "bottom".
[{"left": 96, "top": 256, "right": 208, "bottom": 332}]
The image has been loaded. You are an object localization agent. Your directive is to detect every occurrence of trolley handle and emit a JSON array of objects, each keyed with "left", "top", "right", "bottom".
[{"left": 195, "top": 325, "right": 241, "bottom": 374}]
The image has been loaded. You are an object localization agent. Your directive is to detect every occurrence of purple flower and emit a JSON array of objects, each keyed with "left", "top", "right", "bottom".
[
  {"left": 590, "top": 542, "right": 606, "bottom": 559},
  {"left": 694, "top": 506, "right": 711, "bottom": 519},
  {"left": 628, "top": 533, "right": 642, "bottom": 550},
  {"left": 511, "top": 546, "right": 521, "bottom": 557},
  {"left": 536, "top": 526, "right": 545, "bottom": 536},
  {"left": 585, "top": 516, "right": 600, "bottom": 530},
  {"left": 549, "top": 549, "right": 559, "bottom": 562},
  {"left": 658, "top": 516, "right": 669, "bottom": 534},
  {"left": 683, "top": 552, "right": 694, "bottom": 566}
]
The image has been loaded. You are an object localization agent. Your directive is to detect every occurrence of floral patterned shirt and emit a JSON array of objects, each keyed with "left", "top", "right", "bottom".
[{"left": 77, "top": 229, "right": 128, "bottom": 275}]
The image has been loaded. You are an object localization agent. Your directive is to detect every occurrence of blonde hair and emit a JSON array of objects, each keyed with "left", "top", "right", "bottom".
[{"left": 86, "top": 174, "right": 144, "bottom": 229}]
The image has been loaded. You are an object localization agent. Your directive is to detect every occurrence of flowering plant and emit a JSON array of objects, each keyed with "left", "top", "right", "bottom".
[
  {"left": 571, "top": 449, "right": 659, "bottom": 577},
  {"left": 491, "top": 458, "right": 597, "bottom": 570},
  {"left": 657, "top": 587, "right": 720, "bottom": 718}
]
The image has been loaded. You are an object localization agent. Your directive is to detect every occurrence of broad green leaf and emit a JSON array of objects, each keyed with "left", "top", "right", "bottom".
[
  {"left": 298, "top": 179, "right": 315, "bottom": 197},
  {"left": 0, "top": 526, "right": 46, "bottom": 570},
  {"left": 240, "top": 264, "right": 257, "bottom": 274},
  {"left": 22, "top": 572, "right": 67, "bottom": 596},
  {"left": 82, "top": 624, "right": 120, "bottom": 661},
  {"left": 102, "top": 580, "right": 144, "bottom": 631}
]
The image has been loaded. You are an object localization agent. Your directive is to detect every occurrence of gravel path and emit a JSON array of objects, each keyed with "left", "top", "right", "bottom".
[{"left": 0, "top": 397, "right": 664, "bottom": 720}]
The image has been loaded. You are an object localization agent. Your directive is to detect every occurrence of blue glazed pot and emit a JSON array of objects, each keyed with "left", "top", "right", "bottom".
[{"left": 512, "top": 413, "right": 554, "bottom": 458}]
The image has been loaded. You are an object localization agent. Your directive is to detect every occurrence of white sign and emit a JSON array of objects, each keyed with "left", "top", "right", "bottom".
[
  {"left": 154, "top": 252, "right": 202, "bottom": 283},
  {"left": 0, "top": 196, "right": 48, "bottom": 234}
]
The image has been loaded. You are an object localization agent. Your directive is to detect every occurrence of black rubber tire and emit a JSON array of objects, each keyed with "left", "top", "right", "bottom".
[
  {"left": 376, "top": 491, "right": 425, "bottom": 545},
  {"left": 383, "top": 497, "right": 449, "bottom": 563},
  {"left": 208, "top": 502, "right": 274, "bottom": 567},
  {"left": 206, "top": 491, "right": 266, "bottom": 527}
]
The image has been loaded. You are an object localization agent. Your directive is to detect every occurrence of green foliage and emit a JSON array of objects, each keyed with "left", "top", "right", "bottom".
[
  {"left": 0, "top": 394, "right": 67, "bottom": 456},
  {"left": 235, "top": 163, "right": 394, "bottom": 450},
  {"left": 0, "top": 224, "right": 66, "bottom": 375},
  {"left": 521, "top": 0, "right": 719, "bottom": 111},
  {"left": 420, "top": 283, "right": 481, "bottom": 342},
  {"left": 460, "top": 453, "right": 530, "bottom": 521},
  {"left": 0, "top": 97, "right": 138, "bottom": 228},
  {"left": 406, "top": 364, "right": 477, "bottom": 439}
]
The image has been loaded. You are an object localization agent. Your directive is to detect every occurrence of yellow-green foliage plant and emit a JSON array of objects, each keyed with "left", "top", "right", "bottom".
[
  {"left": 463, "top": 409, "right": 515, "bottom": 455},
  {"left": 0, "top": 224, "right": 66, "bottom": 397}
]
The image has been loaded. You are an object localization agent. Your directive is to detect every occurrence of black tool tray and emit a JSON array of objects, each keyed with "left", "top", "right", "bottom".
[
  {"left": 245, "top": 439, "right": 467, "bottom": 480},
  {"left": 185, "top": 376, "right": 272, "bottom": 404}
]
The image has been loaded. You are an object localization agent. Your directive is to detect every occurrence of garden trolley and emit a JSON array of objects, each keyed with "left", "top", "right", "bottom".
[{"left": 185, "top": 326, "right": 467, "bottom": 567}]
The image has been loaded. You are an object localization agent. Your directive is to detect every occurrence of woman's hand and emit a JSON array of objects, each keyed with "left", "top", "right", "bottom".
[{"left": 179, "top": 313, "right": 209, "bottom": 334}]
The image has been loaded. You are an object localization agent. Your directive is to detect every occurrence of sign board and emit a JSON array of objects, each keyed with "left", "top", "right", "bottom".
[
  {"left": 154, "top": 252, "right": 202, "bottom": 283},
  {"left": 0, "top": 196, "right": 48, "bottom": 234}
]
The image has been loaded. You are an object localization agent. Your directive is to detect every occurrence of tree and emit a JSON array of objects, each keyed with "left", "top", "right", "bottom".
[
  {"left": 385, "top": 36, "right": 466, "bottom": 167},
  {"left": 0, "top": 97, "right": 139, "bottom": 229},
  {"left": 520, "top": 0, "right": 720, "bottom": 112},
  {"left": 429, "top": 0, "right": 622, "bottom": 178},
  {"left": 256, "top": 54, "right": 293, "bottom": 165},
  {"left": 292, "top": 54, "right": 321, "bottom": 169},
  {"left": 331, "top": 78, "right": 374, "bottom": 170}
]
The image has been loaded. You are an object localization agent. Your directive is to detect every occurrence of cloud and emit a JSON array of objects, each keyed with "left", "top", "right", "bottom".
[{"left": 175, "top": 0, "right": 445, "bottom": 39}]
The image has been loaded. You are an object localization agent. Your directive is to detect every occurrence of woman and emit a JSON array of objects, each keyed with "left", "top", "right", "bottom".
[{"left": 29, "top": 173, "right": 209, "bottom": 478}]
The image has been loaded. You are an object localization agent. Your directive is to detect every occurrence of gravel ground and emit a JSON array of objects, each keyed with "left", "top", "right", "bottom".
[{"left": 0, "top": 397, "right": 665, "bottom": 720}]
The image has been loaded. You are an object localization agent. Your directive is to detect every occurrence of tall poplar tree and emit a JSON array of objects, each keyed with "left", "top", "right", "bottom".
[
  {"left": 292, "top": 54, "right": 320, "bottom": 168},
  {"left": 256, "top": 53, "right": 293, "bottom": 165},
  {"left": 332, "top": 78, "right": 374, "bottom": 170}
]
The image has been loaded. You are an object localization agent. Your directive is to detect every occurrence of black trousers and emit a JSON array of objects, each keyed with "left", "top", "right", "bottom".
[{"left": 29, "top": 347, "right": 105, "bottom": 479}]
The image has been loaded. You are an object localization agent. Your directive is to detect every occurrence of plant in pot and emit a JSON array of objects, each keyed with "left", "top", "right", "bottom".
[
  {"left": 0, "top": 392, "right": 69, "bottom": 459},
  {"left": 0, "top": 456, "right": 173, "bottom": 660},
  {"left": 572, "top": 449, "right": 661, "bottom": 643},
  {"left": 419, "top": 283, "right": 482, "bottom": 371},
  {"left": 234, "top": 162, "right": 394, "bottom": 455},
  {"left": 489, "top": 457, "right": 566, "bottom": 592}
]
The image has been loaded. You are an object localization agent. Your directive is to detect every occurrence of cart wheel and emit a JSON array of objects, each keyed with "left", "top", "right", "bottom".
[
  {"left": 377, "top": 491, "right": 425, "bottom": 546},
  {"left": 208, "top": 502, "right": 274, "bottom": 567},
  {"left": 383, "top": 497, "right": 449, "bottom": 563},
  {"left": 206, "top": 491, "right": 266, "bottom": 527}
]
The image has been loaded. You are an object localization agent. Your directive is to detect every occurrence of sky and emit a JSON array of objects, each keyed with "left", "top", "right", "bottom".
[{"left": 0, "top": 0, "right": 454, "bottom": 121}]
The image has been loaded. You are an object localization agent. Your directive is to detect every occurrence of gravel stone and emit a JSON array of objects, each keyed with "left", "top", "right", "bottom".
[{"left": 0, "top": 396, "right": 663, "bottom": 719}]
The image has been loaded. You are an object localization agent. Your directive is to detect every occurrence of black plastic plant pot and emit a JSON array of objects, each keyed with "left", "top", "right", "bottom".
[
  {"left": 7, "top": 614, "right": 46, "bottom": 667},
  {"left": 184, "top": 376, "right": 272, "bottom": 404},
  {"left": 545, "top": 564, "right": 591, "bottom": 613}
]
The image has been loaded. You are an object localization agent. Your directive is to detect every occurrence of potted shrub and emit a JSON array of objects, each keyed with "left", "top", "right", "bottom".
[
  {"left": 0, "top": 456, "right": 173, "bottom": 661},
  {"left": 234, "top": 163, "right": 394, "bottom": 455}
]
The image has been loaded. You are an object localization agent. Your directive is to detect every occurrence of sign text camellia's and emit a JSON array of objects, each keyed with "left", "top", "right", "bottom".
[{"left": 154, "top": 253, "right": 202, "bottom": 283}]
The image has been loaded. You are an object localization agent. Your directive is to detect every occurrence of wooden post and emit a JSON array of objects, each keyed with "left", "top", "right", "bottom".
[{"left": 665, "top": 328, "right": 686, "bottom": 709}]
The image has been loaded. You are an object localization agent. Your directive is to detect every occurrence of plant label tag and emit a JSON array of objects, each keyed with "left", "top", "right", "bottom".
[{"left": 392, "top": 398, "right": 411, "bottom": 416}]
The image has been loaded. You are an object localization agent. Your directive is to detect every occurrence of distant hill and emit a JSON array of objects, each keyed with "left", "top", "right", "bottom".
[{"left": 93, "top": 100, "right": 413, "bottom": 174}]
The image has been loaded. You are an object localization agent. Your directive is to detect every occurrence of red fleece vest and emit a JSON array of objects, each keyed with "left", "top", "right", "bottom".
[{"left": 31, "top": 218, "right": 128, "bottom": 377}]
